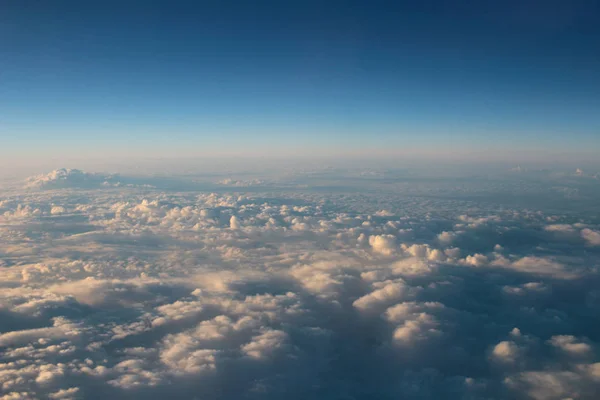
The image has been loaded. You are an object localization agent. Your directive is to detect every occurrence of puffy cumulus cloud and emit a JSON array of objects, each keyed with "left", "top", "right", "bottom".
[
  {"left": 582, "top": 228, "right": 600, "bottom": 246},
  {"left": 24, "top": 168, "right": 117, "bottom": 190},
  {"left": 241, "top": 329, "right": 289, "bottom": 359},
  {"left": 491, "top": 340, "right": 520, "bottom": 363},
  {"left": 453, "top": 251, "right": 581, "bottom": 280},
  {"left": 508, "top": 256, "right": 577, "bottom": 279},
  {"left": 353, "top": 280, "right": 409, "bottom": 312},
  {"left": 0, "top": 393, "right": 36, "bottom": 400},
  {"left": 48, "top": 387, "right": 80, "bottom": 399},
  {"left": 463, "top": 253, "right": 489, "bottom": 267},
  {"left": 152, "top": 299, "right": 205, "bottom": 325},
  {"left": 545, "top": 224, "right": 577, "bottom": 234},
  {"left": 47, "top": 277, "right": 170, "bottom": 307},
  {"left": 504, "top": 366, "right": 600, "bottom": 400},
  {"left": 389, "top": 258, "right": 435, "bottom": 277},
  {"left": 289, "top": 255, "right": 362, "bottom": 300},
  {"left": 401, "top": 243, "right": 447, "bottom": 262},
  {"left": 369, "top": 234, "right": 396, "bottom": 255},
  {"left": 544, "top": 224, "right": 600, "bottom": 247},
  {"left": 156, "top": 297, "right": 300, "bottom": 381},
  {"left": 50, "top": 206, "right": 67, "bottom": 215},
  {"left": 456, "top": 214, "right": 502, "bottom": 228},
  {"left": 0, "top": 317, "right": 81, "bottom": 347},
  {"left": 2, "top": 167, "right": 600, "bottom": 399},
  {"left": 2, "top": 204, "right": 43, "bottom": 219},
  {"left": 549, "top": 335, "right": 593, "bottom": 357},
  {"left": 437, "top": 230, "right": 458, "bottom": 244},
  {"left": 160, "top": 338, "right": 218, "bottom": 375},
  {"left": 385, "top": 302, "right": 444, "bottom": 345},
  {"left": 229, "top": 215, "right": 240, "bottom": 230}
]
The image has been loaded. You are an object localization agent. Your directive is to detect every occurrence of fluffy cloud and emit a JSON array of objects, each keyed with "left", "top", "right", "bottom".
[
  {"left": 0, "top": 317, "right": 81, "bottom": 347},
  {"left": 1, "top": 167, "right": 600, "bottom": 399},
  {"left": 24, "top": 169, "right": 117, "bottom": 189},
  {"left": 48, "top": 387, "right": 80, "bottom": 399},
  {"left": 491, "top": 340, "right": 520, "bottom": 363},
  {"left": 369, "top": 234, "right": 396, "bottom": 255},
  {"left": 385, "top": 301, "right": 444, "bottom": 345},
  {"left": 549, "top": 335, "right": 593, "bottom": 357},
  {"left": 582, "top": 228, "right": 600, "bottom": 246},
  {"left": 353, "top": 280, "right": 409, "bottom": 312}
]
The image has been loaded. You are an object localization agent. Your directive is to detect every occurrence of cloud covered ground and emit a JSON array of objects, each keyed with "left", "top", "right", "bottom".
[{"left": 1, "top": 166, "right": 600, "bottom": 399}]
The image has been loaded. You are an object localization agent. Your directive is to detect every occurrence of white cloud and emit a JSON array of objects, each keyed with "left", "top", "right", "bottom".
[
  {"left": 353, "top": 280, "right": 409, "bottom": 312},
  {"left": 491, "top": 341, "right": 520, "bottom": 363},
  {"left": 504, "top": 370, "right": 581, "bottom": 400},
  {"left": 369, "top": 235, "right": 396, "bottom": 255},
  {"left": 545, "top": 224, "right": 577, "bottom": 234},
  {"left": 241, "top": 329, "right": 289, "bottom": 359},
  {"left": 437, "top": 231, "right": 457, "bottom": 244},
  {"left": 48, "top": 387, "right": 80, "bottom": 399},
  {"left": 0, "top": 317, "right": 81, "bottom": 347},
  {"left": 230, "top": 215, "right": 240, "bottom": 230},
  {"left": 2, "top": 167, "right": 600, "bottom": 399},
  {"left": 24, "top": 168, "right": 115, "bottom": 189},
  {"left": 391, "top": 258, "right": 434, "bottom": 276},
  {"left": 549, "top": 335, "right": 593, "bottom": 357},
  {"left": 582, "top": 228, "right": 600, "bottom": 246},
  {"left": 0, "top": 393, "right": 36, "bottom": 400},
  {"left": 510, "top": 256, "right": 575, "bottom": 278},
  {"left": 385, "top": 302, "right": 444, "bottom": 345},
  {"left": 463, "top": 253, "right": 488, "bottom": 267}
]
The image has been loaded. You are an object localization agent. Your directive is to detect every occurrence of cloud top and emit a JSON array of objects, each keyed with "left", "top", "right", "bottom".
[{"left": 2, "top": 167, "right": 600, "bottom": 399}]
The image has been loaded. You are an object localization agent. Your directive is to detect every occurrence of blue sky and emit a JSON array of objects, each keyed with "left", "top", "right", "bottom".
[{"left": 1, "top": 0, "right": 599, "bottom": 161}]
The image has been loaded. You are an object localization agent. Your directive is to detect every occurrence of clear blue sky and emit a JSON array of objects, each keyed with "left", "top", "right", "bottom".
[{"left": 1, "top": 0, "right": 599, "bottom": 161}]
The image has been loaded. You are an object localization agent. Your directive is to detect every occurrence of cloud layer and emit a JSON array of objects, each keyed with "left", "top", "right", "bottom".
[{"left": 1, "top": 167, "right": 600, "bottom": 399}]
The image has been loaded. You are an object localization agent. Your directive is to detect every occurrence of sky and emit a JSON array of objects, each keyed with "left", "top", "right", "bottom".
[
  {"left": 1, "top": 0, "right": 600, "bottom": 163},
  {"left": 2, "top": 4, "right": 600, "bottom": 398}
]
